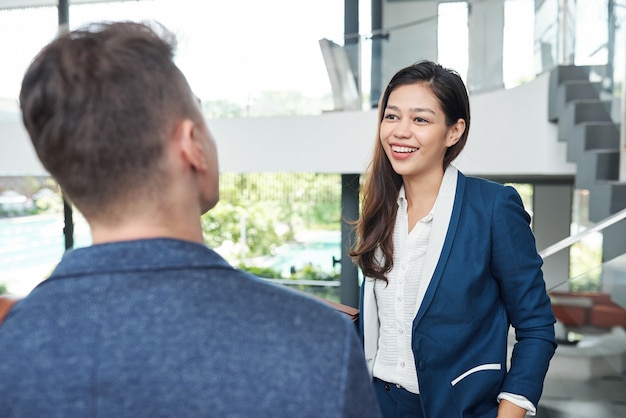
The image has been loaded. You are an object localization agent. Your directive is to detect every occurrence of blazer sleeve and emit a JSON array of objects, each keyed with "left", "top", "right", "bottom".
[{"left": 489, "top": 185, "right": 557, "bottom": 406}]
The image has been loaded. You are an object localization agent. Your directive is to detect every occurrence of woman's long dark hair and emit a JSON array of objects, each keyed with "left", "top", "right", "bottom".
[{"left": 349, "top": 60, "right": 471, "bottom": 282}]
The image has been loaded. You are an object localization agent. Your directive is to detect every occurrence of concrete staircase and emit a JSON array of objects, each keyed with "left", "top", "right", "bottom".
[
  {"left": 547, "top": 65, "right": 626, "bottom": 380},
  {"left": 548, "top": 65, "right": 626, "bottom": 262}
]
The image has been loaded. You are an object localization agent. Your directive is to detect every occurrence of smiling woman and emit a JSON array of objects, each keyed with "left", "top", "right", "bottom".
[
  {"left": 350, "top": 60, "right": 556, "bottom": 418},
  {"left": 379, "top": 83, "right": 465, "bottom": 186}
]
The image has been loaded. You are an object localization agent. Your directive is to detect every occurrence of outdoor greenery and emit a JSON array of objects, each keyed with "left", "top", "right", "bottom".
[
  {"left": 0, "top": 176, "right": 62, "bottom": 218},
  {"left": 201, "top": 173, "right": 342, "bottom": 273},
  {"left": 199, "top": 172, "right": 345, "bottom": 300},
  {"left": 0, "top": 174, "right": 609, "bottom": 296},
  {"left": 285, "top": 264, "right": 341, "bottom": 302},
  {"left": 569, "top": 241, "right": 603, "bottom": 292},
  {"left": 569, "top": 190, "right": 603, "bottom": 291},
  {"left": 242, "top": 264, "right": 341, "bottom": 302}
]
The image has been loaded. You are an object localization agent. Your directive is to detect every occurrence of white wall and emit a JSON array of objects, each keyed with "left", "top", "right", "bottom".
[
  {"left": 0, "top": 71, "right": 576, "bottom": 177},
  {"left": 455, "top": 70, "right": 575, "bottom": 176},
  {"left": 211, "top": 70, "right": 575, "bottom": 176},
  {"left": 0, "top": 117, "right": 46, "bottom": 175}
]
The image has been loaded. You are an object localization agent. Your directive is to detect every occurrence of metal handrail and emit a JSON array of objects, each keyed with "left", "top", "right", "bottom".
[
  {"left": 538, "top": 207, "right": 626, "bottom": 259},
  {"left": 263, "top": 278, "right": 340, "bottom": 287}
]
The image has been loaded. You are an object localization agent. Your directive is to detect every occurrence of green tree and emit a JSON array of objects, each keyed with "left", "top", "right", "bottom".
[
  {"left": 202, "top": 173, "right": 341, "bottom": 271},
  {"left": 201, "top": 200, "right": 282, "bottom": 264}
]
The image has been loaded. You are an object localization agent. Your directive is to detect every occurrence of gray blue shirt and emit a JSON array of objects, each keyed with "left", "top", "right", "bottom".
[{"left": 0, "top": 238, "right": 381, "bottom": 417}]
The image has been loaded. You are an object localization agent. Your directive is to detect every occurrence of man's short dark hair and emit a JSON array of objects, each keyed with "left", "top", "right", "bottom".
[{"left": 20, "top": 21, "right": 198, "bottom": 218}]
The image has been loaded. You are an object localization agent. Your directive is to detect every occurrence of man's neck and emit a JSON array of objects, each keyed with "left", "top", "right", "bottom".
[{"left": 89, "top": 215, "right": 205, "bottom": 245}]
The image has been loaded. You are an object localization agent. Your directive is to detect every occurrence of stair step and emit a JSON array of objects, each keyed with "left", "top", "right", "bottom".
[
  {"left": 549, "top": 65, "right": 598, "bottom": 85},
  {"left": 566, "top": 122, "right": 620, "bottom": 163},
  {"left": 549, "top": 65, "right": 626, "bottom": 266},
  {"left": 601, "top": 221, "right": 626, "bottom": 261},
  {"left": 574, "top": 150, "right": 620, "bottom": 190},
  {"left": 588, "top": 182, "right": 626, "bottom": 223},
  {"left": 549, "top": 80, "right": 603, "bottom": 123},
  {"left": 558, "top": 100, "right": 613, "bottom": 141}
]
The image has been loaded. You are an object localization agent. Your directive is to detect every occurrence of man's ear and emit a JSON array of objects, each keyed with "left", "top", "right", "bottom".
[
  {"left": 446, "top": 118, "right": 466, "bottom": 147},
  {"left": 177, "top": 119, "right": 207, "bottom": 171}
]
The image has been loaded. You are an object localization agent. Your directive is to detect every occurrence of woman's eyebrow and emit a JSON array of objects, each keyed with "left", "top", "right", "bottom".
[{"left": 385, "top": 104, "right": 435, "bottom": 114}]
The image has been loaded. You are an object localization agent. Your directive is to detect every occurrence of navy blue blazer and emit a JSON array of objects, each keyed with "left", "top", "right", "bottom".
[{"left": 361, "top": 169, "right": 557, "bottom": 418}]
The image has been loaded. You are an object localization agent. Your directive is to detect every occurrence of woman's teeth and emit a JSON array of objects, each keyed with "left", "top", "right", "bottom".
[{"left": 392, "top": 145, "right": 417, "bottom": 153}]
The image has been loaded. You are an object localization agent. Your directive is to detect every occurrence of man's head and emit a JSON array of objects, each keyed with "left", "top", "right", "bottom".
[{"left": 19, "top": 21, "right": 219, "bottom": 223}]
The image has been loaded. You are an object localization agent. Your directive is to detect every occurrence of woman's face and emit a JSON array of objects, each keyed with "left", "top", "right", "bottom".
[{"left": 379, "top": 82, "right": 464, "bottom": 180}]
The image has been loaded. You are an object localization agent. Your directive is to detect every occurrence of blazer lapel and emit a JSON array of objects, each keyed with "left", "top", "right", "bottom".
[{"left": 413, "top": 167, "right": 466, "bottom": 328}]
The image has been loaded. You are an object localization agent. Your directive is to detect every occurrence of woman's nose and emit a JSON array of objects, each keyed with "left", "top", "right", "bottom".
[{"left": 393, "top": 121, "right": 411, "bottom": 138}]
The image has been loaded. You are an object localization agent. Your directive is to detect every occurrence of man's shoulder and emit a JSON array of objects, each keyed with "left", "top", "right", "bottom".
[
  {"left": 25, "top": 239, "right": 355, "bottom": 340},
  {"left": 236, "top": 275, "right": 352, "bottom": 323},
  {"left": 54, "top": 238, "right": 231, "bottom": 275}
]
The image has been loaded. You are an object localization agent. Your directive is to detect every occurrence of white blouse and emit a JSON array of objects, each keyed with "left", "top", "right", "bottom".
[{"left": 372, "top": 185, "right": 435, "bottom": 394}]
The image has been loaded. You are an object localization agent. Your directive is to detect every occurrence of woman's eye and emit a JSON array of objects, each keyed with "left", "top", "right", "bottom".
[
  {"left": 414, "top": 117, "right": 427, "bottom": 123},
  {"left": 384, "top": 114, "right": 397, "bottom": 120}
]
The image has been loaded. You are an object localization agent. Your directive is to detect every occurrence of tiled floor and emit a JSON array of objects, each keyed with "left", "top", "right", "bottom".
[{"left": 537, "top": 372, "right": 626, "bottom": 417}]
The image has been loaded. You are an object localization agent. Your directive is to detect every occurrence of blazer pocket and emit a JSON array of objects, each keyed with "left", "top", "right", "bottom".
[{"left": 450, "top": 363, "right": 501, "bottom": 386}]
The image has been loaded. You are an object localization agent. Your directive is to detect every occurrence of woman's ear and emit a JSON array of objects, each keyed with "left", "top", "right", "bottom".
[{"left": 446, "top": 118, "right": 466, "bottom": 147}]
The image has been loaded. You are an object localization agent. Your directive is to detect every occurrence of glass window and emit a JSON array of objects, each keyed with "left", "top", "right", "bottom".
[
  {"left": 438, "top": 1, "right": 468, "bottom": 83},
  {"left": 503, "top": 0, "right": 535, "bottom": 88},
  {"left": 0, "top": 0, "right": 345, "bottom": 116}
]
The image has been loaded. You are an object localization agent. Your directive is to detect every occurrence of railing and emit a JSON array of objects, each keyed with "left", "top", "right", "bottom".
[
  {"left": 545, "top": 228, "right": 626, "bottom": 340},
  {"left": 540, "top": 207, "right": 626, "bottom": 292},
  {"left": 536, "top": 208, "right": 626, "bottom": 417},
  {"left": 263, "top": 278, "right": 341, "bottom": 303}
]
